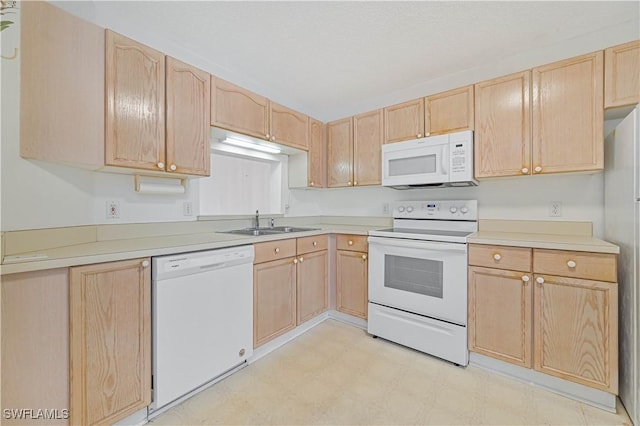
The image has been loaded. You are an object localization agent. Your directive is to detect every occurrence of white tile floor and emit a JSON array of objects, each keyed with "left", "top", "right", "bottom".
[{"left": 151, "top": 319, "right": 632, "bottom": 425}]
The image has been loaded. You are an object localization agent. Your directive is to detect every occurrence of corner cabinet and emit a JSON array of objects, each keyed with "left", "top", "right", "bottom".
[
  {"left": 353, "top": 109, "right": 383, "bottom": 186},
  {"left": 532, "top": 51, "right": 604, "bottom": 174},
  {"left": 69, "top": 258, "right": 152, "bottom": 426},
  {"left": 307, "top": 118, "right": 326, "bottom": 188},
  {"left": 468, "top": 244, "right": 618, "bottom": 394},
  {"left": 336, "top": 234, "right": 369, "bottom": 319},
  {"left": 296, "top": 235, "right": 329, "bottom": 324},
  {"left": 605, "top": 40, "right": 640, "bottom": 109}
]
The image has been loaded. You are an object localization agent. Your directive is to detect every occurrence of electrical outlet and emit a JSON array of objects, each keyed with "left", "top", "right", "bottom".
[
  {"left": 106, "top": 200, "right": 120, "bottom": 219},
  {"left": 183, "top": 201, "right": 193, "bottom": 217},
  {"left": 549, "top": 201, "right": 562, "bottom": 217},
  {"left": 383, "top": 203, "right": 390, "bottom": 215}
]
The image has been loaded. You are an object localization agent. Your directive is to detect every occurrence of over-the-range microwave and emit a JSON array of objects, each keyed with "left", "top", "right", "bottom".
[{"left": 382, "top": 130, "right": 478, "bottom": 189}]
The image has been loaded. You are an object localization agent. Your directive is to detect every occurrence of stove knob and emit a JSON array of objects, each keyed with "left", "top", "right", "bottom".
[
  {"left": 460, "top": 207, "right": 469, "bottom": 214},
  {"left": 450, "top": 207, "right": 458, "bottom": 213},
  {"left": 406, "top": 206, "right": 414, "bottom": 213},
  {"left": 398, "top": 206, "right": 405, "bottom": 212}
]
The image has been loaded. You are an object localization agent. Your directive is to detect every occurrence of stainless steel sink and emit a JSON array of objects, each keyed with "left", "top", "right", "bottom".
[{"left": 221, "top": 226, "right": 319, "bottom": 236}]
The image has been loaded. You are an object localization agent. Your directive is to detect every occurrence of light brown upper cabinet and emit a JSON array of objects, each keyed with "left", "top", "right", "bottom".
[
  {"left": 474, "top": 71, "right": 532, "bottom": 178},
  {"left": 425, "top": 85, "right": 474, "bottom": 136},
  {"left": 270, "top": 102, "right": 309, "bottom": 150},
  {"left": 165, "top": 57, "right": 211, "bottom": 176},
  {"left": 106, "top": 31, "right": 166, "bottom": 172},
  {"left": 384, "top": 98, "right": 425, "bottom": 143},
  {"left": 327, "top": 117, "right": 354, "bottom": 187},
  {"left": 532, "top": 51, "right": 604, "bottom": 174},
  {"left": 308, "top": 118, "right": 326, "bottom": 187},
  {"left": 211, "top": 77, "right": 310, "bottom": 150},
  {"left": 20, "top": 5, "right": 210, "bottom": 177},
  {"left": 605, "top": 40, "right": 640, "bottom": 109},
  {"left": 211, "top": 76, "right": 270, "bottom": 140},
  {"left": 353, "top": 109, "right": 383, "bottom": 186}
]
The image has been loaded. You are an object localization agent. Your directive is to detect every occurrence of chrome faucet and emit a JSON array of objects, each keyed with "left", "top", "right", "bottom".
[{"left": 254, "top": 210, "right": 259, "bottom": 229}]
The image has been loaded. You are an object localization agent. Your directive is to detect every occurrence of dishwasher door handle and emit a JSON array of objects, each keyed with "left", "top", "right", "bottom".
[{"left": 200, "top": 262, "right": 227, "bottom": 270}]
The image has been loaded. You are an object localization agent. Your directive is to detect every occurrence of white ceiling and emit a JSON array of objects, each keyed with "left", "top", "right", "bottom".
[{"left": 55, "top": 1, "right": 639, "bottom": 121}]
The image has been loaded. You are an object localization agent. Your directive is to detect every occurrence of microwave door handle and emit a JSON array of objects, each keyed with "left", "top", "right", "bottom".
[{"left": 441, "top": 146, "right": 448, "bottom": 174}]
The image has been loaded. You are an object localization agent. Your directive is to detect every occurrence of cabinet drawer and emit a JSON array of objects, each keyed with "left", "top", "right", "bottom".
[
  {"left": 336, "top": 234, "right": 368, "bottom": 252},
  {"left": 297, "top": 235, "right": 328, "bottom": 254},
  {"left": 533, "top": 249, "right": 617, "bottom": 282},
  {"left": 254, "top": 239, "right": 297, "bottom": 264},
  {"left": 468, "top": 244, "right": 532, "bottom": 271}
]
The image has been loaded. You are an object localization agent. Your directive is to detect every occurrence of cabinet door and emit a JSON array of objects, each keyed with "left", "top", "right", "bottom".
[
  {"left": 474, "top": 72, "right": 531, "bottom": 178},
  {"left": 70, "top": 258, "right": 151, "bottom": 426},
  {"left": 605, "top": 40, "right": 640, "bottom": 108},
  {"left": 468, "top": 267, "right": 532, "bottom": 368},
  {"left": 533, "top": 274, "right": 618, "bottom": 393},
  {"left": 253, "top": 257, "right": 297, "bottom": 347},
  {"left": 296, "top": 250, "right": 328, "bottom": 324},
  {"left": 425, "top": 85, "right": 474, "bottom": 136},
  {"left": 308, "top": 118, "right": 325, "bottom": 188},
  {"left": 106, "top": 31, "right": 165, "bottom": 171},
  {"left": 2, "top": 269, "right": 70, "bottom": 426},
  {"left": 336, "top": 250, "right": 368, "bottom": 319},
  {"left": 532, "top": 52, "right": 604, "bottom": 174},
  {"left": 353, "top": 109, "right": 383, "bottom": 186},
  {"left": 165, "top": 57, "right": 211, "bottom": 176},
  {"left": 211, "top": 76, "right": 270, "bottom": 140},
  {"left": 384, "top": 98, "right": 425, "bottom": 143},
  {"left": 270, "top": 102, "right": 309, "bottom": 150},
  {"left": 327, "top": 117, "right": 354, "bottom": 188}
]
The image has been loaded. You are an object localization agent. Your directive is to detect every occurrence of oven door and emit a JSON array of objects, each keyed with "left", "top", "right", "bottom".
[
  {"left": 381, "top": 135, "right": 449, "bottom": 187},
  {"left": 368, "top": 236, "right": 467, "bottom": 325}
]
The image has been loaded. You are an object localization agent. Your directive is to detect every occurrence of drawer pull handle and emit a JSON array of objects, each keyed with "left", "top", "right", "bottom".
[
  {"left": 313, "top": 241, "right": 317, "bottom": 247},
  {"left": 567, "top": 260, "right": 577, "bottom": 268},
  {"left": 493, "top": 253, "right": 501, "bottom": 261},
  {"left": 536, "top": 277, "right": 545, "bottom": 285},
  {"left": 534, "top": 166, "right": 542, "bottom": 173},
  {"left": 141, "top": 260, "right": 150, "bottom": 268},
  {"left": 521, "top": 275, "right": 529, "bottom": 284},
  {"left": 299, "top": 257, "right": 304, "bottom": 263},
  {"left": 362, "top": 254, "right": 367, "bottom": 261},
  {"left": 348, "top": 240, "right": 353, "bottom": 246},
  {"left": 275, "top": 248, "right": 280, "bottom": 254},
  {"left": 293, "top": 258, "right": 298, "bottom": 264}
]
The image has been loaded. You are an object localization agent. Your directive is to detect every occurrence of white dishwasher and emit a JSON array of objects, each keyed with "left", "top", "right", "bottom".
[{"left": 150, "top": 245, "right": 254, "bottom": 413}]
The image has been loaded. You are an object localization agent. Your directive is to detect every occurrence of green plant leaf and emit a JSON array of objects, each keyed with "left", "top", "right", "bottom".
[{"left": 0, "top": 20, "right": 13, "bottom": 31}]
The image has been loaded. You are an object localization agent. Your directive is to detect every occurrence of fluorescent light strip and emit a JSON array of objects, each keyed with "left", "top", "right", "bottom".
[{"left": 221, "top": 138, "right": 281, "bottom": 154}]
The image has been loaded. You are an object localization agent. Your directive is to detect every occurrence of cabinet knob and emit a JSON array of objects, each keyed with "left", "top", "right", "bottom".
[
  {"left": 425, "top": 132, "right": 430, "bottom": 137},
  {"left": 299, "top": 256, "right": 304, "bottom": 263},
  {"left": 293, "top": 258, "right": 298, "bottom": 264},
  {"left": 362, "top": 254, "right": 367, "bottom": 260},
  {"left": 567, "top": 260, "right": 577, "bottom": 268},
  {"left": 417, "top": 133, "right": 422, "bottom": 138},
  {"left": 141, "top": 260, "right": 150, "bottom": 268},
  {"left": 275, "top": 248, "right": 280, "bottom": 254},
  {"left": 536, "top": 276, "right": 545, "bottom": 285},
  {"left": 521, "top": 275, "right": 530, "bottom": 284},
  {"left": 521, "top": 167, "right": 529, "bottom": 174},
  {"left": 348, "top": 240, "right": 353, "bottom": 246},
  {"left": 348, "top": 181, "right": 352, "bottom": 186},
  {"left": 271, "top": 136, "right": 276, "bottom": 141},
  {"left": 354, "top": 181, "right": 358, "bottom": 186},
  {"left": 157, "top": 162, "right": 165, "bottom": 169},
  {"left": 169, "top": 164, "right": 177, "bottom": 171},
  {"left": 493, "top": 253, "right": 502, "bottom": 261},
  {"left": 534, "top": 166, "right": 542, "bottom": 173},
  {"left": 266, "top": 133, "right": 270, "bottom": 139},
  {"left": 313, "top": 241, "right": 317, "bottom": 247},
  {"left": 310, "top": 182, "right": 314, "bottom": 187}
]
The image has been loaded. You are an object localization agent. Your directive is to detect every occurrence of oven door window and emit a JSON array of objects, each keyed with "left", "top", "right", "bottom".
[
  {"left": 388, "top": 154, "right": 437, "bottom": 177},
  {"left": 384, "top": 254, "right": 443, "bottom": 298}
]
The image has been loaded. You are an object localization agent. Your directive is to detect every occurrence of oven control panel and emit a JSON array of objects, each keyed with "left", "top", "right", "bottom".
[{"left": 392, "top": 200, "right": 477, "bottom": 220}]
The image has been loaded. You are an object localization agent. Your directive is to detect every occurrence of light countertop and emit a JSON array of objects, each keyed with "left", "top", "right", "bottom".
[{"left": 468, "top": 231, "right": 619, "bottom": 254}]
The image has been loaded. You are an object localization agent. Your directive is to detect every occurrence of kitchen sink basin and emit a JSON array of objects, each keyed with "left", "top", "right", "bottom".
[{"left": 221, "top": 226, "right": 319, "bottom": 236}]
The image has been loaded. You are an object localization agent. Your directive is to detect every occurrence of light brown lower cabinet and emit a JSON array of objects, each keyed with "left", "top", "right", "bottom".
[
  {"left": 336, "top": 234, "right": 369, "bottom": 319},
  {"left": 296, "top": 236, "right": 328, "bottom": 324},
  {"left": 468, "top": 244, "right": 618, "bottom": 394},
  {"left": 69, "top": 258, "right": 152, "bottom": 426},
  {"left": 253, "top": 256, "right": 297, "bottom": 348}
]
